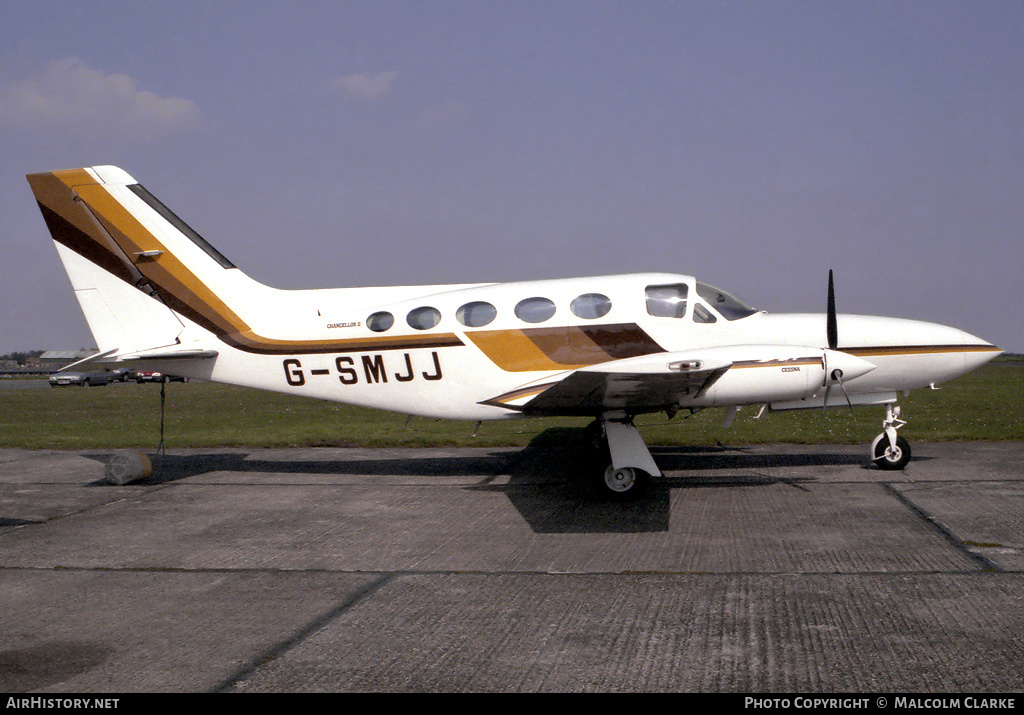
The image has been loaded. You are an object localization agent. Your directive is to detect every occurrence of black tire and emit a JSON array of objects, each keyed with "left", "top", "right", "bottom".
[{"left": 873, "top": 434, "right": 911, "bottom": 470}]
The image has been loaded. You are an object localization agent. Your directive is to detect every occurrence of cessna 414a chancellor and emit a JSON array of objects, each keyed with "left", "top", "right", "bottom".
[{"left": 27, "top": 166, "right": 1002, "bottom": 497}]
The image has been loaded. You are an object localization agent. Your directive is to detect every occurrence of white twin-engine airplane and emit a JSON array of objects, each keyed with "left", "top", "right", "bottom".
[{"left": 28, "top": 165, "right": 1002, "bottom": 497}]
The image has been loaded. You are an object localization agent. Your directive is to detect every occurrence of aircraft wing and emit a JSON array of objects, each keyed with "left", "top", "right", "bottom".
[
  {"left": 481, "top": 352, "right": 732, "bottom": 416},
  {"left": 480, "top": 343, "right": 874, "bottom": 417}
]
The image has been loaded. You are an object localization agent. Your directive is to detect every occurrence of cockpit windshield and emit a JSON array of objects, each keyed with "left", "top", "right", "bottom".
[{"left": 695, "top": 282, "right": 757, "bottom": 321}]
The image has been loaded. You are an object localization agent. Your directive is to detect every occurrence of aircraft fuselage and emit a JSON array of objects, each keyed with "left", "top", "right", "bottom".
[{"left": 149, "top": 272, "right": 998, "bottom": 421}]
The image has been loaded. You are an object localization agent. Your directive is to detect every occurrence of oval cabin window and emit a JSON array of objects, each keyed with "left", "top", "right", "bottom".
[
  {"left": 570, "top": 293, "right": 612, "bottom": 320},
  {"left": 514, "top": 297, "right": 556, "bottom": 324},
  {"left": 457, "top": 301, "right": 497, "bottom": 328},
  {"left": 366, "top": 311, "right": 394, "bottom": 332},
  {"left": 407, "top": 306, "right": 441, "bottom": 330}
]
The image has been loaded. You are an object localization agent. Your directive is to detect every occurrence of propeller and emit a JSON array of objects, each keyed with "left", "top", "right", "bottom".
[
  {"left": 824, "top": 269, "right": 853, "bottom": 411},
  {"left": 827, "top": 269, "right": 838, "bottom": 351},
  {"left": 825, "top": 366, "right": 854, "bottom": 411}
]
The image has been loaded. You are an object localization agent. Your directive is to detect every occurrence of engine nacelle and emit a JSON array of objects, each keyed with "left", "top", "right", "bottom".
[{"left": 686, "top": 345, "right": 875, "bottom": 407}]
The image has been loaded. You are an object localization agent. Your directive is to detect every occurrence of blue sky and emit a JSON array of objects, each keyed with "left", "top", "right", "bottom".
[{"left": 2, "top": 0, "right": 1021, "bottom": 354}]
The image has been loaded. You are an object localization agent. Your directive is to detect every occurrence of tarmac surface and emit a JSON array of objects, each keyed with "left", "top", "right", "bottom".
[{"left": 0, "top": 439, "right": 1021, "bottom": 693}]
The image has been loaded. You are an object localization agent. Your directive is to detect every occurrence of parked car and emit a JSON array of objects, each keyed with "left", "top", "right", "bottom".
[
  {"left": 134, "top": 371, "right": 187, "bottom": 383},
  {"left": 49, "top": 371, "right": 114, "bottom": 387}
]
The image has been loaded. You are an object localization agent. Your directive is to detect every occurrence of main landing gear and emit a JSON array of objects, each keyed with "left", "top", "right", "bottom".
[
  {"left": 584, "top": 416, "right": 660, "bottom": 500},
  {"left": 871, "top": 404, "right": 911, "bottom": 470},
  {"left": 584, "top": 402, "right": 913, "bottom": 498}
]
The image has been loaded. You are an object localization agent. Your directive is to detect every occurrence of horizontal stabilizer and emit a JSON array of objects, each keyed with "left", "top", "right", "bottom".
[
  {"left": 120, "top": 347, "right": 219, "bottom": 361},
  {"left": 58, "top": 348, "right": 120, "bottom": 373}
]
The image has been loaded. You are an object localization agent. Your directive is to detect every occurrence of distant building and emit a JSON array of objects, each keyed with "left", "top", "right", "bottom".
[{"left": 38, "top": 350, "right": 99, "bottom": 370}]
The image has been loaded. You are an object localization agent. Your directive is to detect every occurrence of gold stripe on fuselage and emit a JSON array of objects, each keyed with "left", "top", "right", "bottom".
[
  {"left": 844, "top": 345, "right": 1002, "bottom": 357},
  {"left": 30, "top": 169, "right": 467, "bottom": 356},
  {"left": 466, "top": 323, "right": 664, "bottom": 372}
]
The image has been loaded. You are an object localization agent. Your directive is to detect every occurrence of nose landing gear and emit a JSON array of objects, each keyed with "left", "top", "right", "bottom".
[{"left": 871, "top": 404, "right": 911, "bottom": 470}]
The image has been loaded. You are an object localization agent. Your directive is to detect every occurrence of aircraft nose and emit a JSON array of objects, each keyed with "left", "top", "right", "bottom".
[
  {"left": 825, "top": 315, "right": 1002, "bottom": 390},
  {"left": 959, "top": 329, "right": 1003, "bottom": 371},
  {"left": 901, "top": 320, "right": 1002, "bottom": 384}
]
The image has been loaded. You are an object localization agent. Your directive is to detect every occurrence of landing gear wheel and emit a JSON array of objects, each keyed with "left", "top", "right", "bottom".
[
  {"left": 873, "top": 434, "right": 911, "bottom": 470},
  {"left": 583, "top": 417, "right": 653, "bottom": 500},
  {"left": 597, "top": 464, "right": 647, "bottom": 500},
  {"left": 605, "top": 465, "right": 638, "bottom": 493}
]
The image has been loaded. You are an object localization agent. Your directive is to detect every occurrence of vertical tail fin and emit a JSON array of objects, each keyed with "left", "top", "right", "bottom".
[
  {"left": 29, "top": 165, "right": 393, "bottom": 359},
  {"left": 27, "top": 166, "right": 249, "bottom": 357}
]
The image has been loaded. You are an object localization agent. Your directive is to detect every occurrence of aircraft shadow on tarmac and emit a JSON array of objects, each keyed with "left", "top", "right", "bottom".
[
  {"left": 474, "top": 429, "right": 861, "bottom": 533},
  {"left": 81, "top": 427, "right": 880, "bottom": 534}
]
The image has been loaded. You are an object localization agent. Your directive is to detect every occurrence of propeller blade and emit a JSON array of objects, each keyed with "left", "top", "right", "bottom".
[
  {"left": 826, "top": 269, "right": 838, "bottom": 350},
  {"left": 823, "top": 368, "right": 855, "bottom": 412},
  {"left": 834, "top": 369, "right": 854, "bottom": 410}
]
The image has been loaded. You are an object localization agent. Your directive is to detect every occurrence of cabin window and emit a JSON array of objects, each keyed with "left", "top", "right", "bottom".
[
  {"left": 407, "top": 306, "right": 441, "bottom": 330},
  {"left": 515, "top": 297, "right": 556, "bottom": 324},
  {"left": 693, "top": 303, "right": 717, "bottom": 323},
  {"left": 457, "top": 301, "right": 497, "bottom": 328},
  {"left": 366, "top": 311, "right": 394, "bottom": 332},
  {"left": 570, "top": 293, "right": 612, "bottom": 320},
  {"left": 645, "top": 284, "right": 688, "bottom": 318},
  {"left": 695, "top": 282, "right": 757, "bottom": 321}
]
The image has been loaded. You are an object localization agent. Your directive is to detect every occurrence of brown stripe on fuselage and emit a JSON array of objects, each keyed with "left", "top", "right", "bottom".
[
  {"left": 732, "top": 357, "right": 824, "bottom": 369},
  {"left": 844, "top": 345, "right": 1002, "bottom": 357},
  {"left": 29, "top": 170, "right": 671, "bottom": 370},
  {"left": 29, "top": 170, "right": 465, "bottom": 356},
  {"left": 466, "top": 323, "right": 665, "bottom": 372},
  {"left": 224, "top": 330, "right": 465, "bottom": 355}
]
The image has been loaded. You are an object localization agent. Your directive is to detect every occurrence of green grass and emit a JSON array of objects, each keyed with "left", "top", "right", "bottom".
[{"left": 0, "top": 359, "right": 1020, "bottom": 450}]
